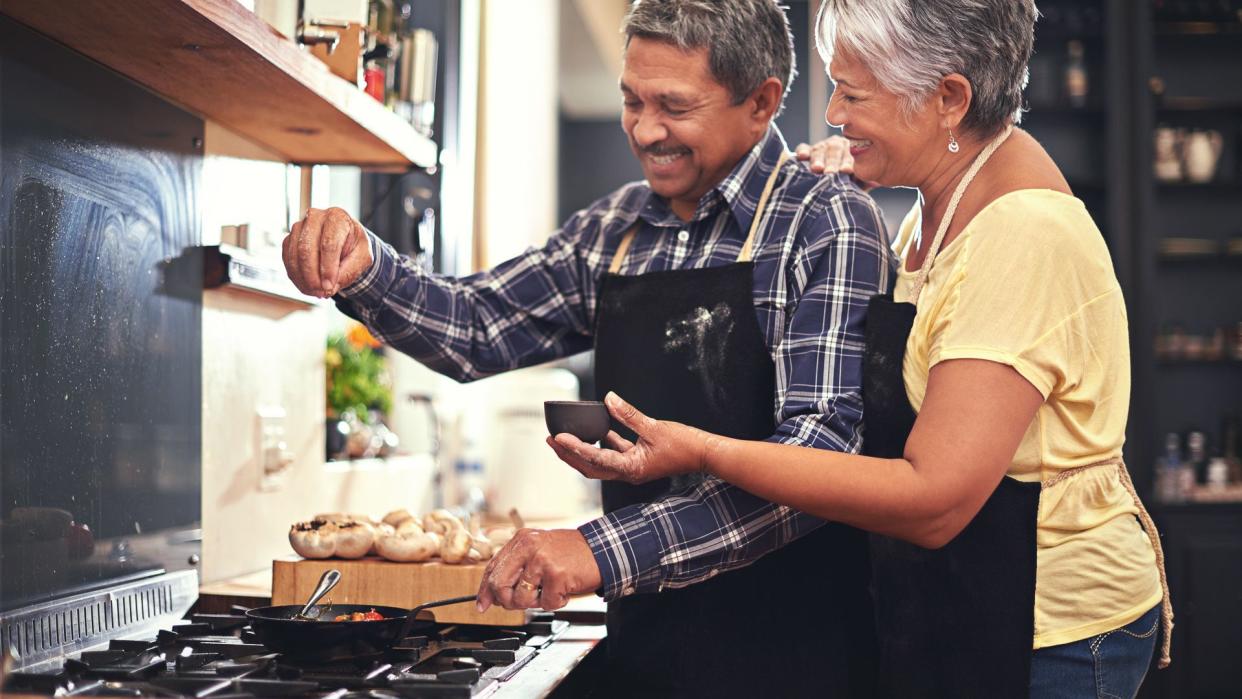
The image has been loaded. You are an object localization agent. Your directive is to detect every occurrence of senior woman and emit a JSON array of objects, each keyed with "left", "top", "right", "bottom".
[{"left": 543, "top": 1, "right": 1172, "bottom": 697}]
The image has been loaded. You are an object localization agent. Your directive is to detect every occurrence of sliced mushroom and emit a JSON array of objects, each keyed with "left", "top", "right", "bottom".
[
  {"left": 440, "top": 528, "right": 472, "bottom": 564},
  {"left": 468, "top": 534, "right": 494, "bottom": 561},
  {"left": 382, "top": 509, "right": 416, "bottom": 528},
  {"left": 484, "top": 525, "right": 516, "bottom": 548},
  {"left": 423, "top": 509, "right": 463, "bottom": 536}
]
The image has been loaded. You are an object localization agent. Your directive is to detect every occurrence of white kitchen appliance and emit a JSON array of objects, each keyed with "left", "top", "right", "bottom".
[{"left": 454, "top": 366, "right": 597, "bottom": 519}]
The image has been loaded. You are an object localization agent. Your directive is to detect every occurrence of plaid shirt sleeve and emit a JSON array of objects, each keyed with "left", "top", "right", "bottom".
[
  {"left": 334, "top": 214, "right": 601, "bottom": 382},
  {"left": 579, "top": 185, "right": 892, "bottom": 600}
]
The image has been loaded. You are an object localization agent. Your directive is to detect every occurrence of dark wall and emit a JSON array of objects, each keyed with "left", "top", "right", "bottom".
[{"left": 0, "top": 17, "right": 203, "bottom": 610}]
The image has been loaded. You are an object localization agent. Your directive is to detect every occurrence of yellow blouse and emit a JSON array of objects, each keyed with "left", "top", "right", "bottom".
[{"left": 894, "top": 189, "right": 1161, "bottom": 648}]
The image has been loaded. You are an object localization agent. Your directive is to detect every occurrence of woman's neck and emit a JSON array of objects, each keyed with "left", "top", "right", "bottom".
[{"left": 912, "top": 134, "right": 991, "bottom": 261}]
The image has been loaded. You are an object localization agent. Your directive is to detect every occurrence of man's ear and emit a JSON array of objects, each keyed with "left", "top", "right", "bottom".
[
  {"left": 748, "top": 77, "right": 785, "bottom": 125},
  {"left": 936, "top": 73, "right": 973, "bottom": 130}
]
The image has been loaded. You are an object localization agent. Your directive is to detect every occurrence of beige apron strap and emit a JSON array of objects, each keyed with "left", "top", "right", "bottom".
[
  {"left": 1042, "top": 458, "right": 1174, "bottom": 668},
  {"left": 607, "top": 224, "right": 640, "bottom": 274},
  {"left": 909, "top": 125, "right": 1014, "bottom": 304},
  {"left": 737, "top": 151, "right": 789, "bottom": 264}
]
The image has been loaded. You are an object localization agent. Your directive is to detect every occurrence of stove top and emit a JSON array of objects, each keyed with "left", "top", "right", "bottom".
[{"left": 4, "top": 610, "right": 570, "bottom": 698}]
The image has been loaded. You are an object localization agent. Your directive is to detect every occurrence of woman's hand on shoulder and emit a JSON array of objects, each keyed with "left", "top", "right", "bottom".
[{"left": 795, "top": 135, "right": 877, "bottom": 190}]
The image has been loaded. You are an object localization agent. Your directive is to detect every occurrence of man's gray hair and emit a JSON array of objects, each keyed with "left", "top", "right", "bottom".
[
  {"left": 623, "top": 0, "right": 797, "bottom": 117},
  {"left": 816, "top": 0, "right": 1037, "bottom": 136}
]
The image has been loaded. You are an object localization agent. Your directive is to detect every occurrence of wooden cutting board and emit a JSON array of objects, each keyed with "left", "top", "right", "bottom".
[{"left": 271, "top": 556, "right": 530, "bottom": 626}]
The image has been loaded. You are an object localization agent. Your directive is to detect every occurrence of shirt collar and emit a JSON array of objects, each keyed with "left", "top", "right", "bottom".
[
  {"left": 715, "top": 124, "right": 788, "bottom": 235},
  {"left": 635, "top": 124, "right": 788, "bottom": 230}
]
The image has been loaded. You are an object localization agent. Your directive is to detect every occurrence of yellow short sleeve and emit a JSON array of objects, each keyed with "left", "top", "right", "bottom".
[
  {"left": 926, "top": 191, "right": 1122, "bottom": 399},
  {"left": 898, "top": 189, "right": 1158, "bottom": 649}
]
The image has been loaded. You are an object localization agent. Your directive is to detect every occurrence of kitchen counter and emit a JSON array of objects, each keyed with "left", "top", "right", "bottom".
[{"left": 493, "top": 623, "right": 606, "bottom": 698}]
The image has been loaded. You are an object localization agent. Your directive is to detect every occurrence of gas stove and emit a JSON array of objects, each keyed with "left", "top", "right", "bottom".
[{"left": 3, "top": 610, "right": 571, "bottom": 698}]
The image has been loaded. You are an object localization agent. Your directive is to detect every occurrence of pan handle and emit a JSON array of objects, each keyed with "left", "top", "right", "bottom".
[{"left": 398, "top": 594, "right": 479, "bottom": 639}]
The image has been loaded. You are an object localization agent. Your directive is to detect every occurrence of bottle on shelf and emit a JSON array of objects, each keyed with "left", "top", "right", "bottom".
[
  {"left": 454, "top": 457, "right": 487, "bottom": 514},
  {"left": 1222, "top": 414, "right": 1242, "bottom": 483},
  {"left": 1206, "top": 457, "right": 1229, "bottom": 489},
  {"left": 1156, "top": 431, "right": 1188, "bottom": 502},
  {"left": 1064, "top": 40, "right": 1089, "bottom": 108},
  {"left": 1187, "top": 430, "right": 1208, "bottom": 484}
]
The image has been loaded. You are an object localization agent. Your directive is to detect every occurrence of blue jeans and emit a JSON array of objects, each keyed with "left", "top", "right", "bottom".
[{"left": 1029, "top": 604, "right": 1160, "bottom": 699}]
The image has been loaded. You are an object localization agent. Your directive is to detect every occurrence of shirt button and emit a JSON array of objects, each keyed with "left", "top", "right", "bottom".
[{"left": 677, "top": 230, "right": 689, "bottom": 242}]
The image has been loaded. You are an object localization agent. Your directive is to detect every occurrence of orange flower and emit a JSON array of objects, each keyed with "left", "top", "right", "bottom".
[{"left": 345, "top": 322, "right": 382, "bottom": 350}]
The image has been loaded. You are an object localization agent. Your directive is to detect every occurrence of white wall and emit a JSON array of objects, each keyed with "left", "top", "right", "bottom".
[
  {"left": 476, "top": 0, "right": 560, "bottom": 266},
  {"left": 198, "top": 123, "right": 437, "bottom": 584}
]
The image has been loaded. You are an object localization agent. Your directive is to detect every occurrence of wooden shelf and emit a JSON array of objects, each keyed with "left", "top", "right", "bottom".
[
  {"left": 1027, "top": 103, "right": 1106, "bottom": 115},
  {"left": 202, "top": 245, "right": 322, "bottom": 309},
  {"left": 1154, "top": 21, "right": 1242, "bottom": 36},
  {"left": 1157, "top": 180, "right": 1242, "bottom": 192},
  {"left": 1157, "top": 96, "right": 1242, "bottom": 112},
  {"left": 1156, "top": 359, "right": 1242, "bottom": 367},
  {"left": 1158, "top": 254, "right": 1242, "bottom": 265},
  {"left": 0, "top": 0, "right": 436, "bottom": 168}
]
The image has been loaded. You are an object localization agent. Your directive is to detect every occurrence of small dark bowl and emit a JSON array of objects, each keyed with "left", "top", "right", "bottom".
[{"left": 544, "top": 401, "right": 610, "bottom": 443}]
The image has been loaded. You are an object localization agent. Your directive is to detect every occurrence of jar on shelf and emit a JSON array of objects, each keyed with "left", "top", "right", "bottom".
[{"left": 1063, "top": 40, "right": 1089, "bottom": 108}]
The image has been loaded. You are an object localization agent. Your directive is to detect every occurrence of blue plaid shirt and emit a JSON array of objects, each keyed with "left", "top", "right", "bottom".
[{"left": 338, "top": 125, "right": 893, "bottom": 601}]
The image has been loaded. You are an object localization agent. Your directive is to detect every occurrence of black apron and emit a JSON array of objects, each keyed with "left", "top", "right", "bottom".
[
  {"left": 592, "top": 153, "right": 877, "bottom": 698},
  {"left": 859, "top": 126, "right": 1040, "bottom": 699},
  {"left": 861, "top": 287, "right": 1040, "bottom": 697},
  {"left": 859, "top": 126, "right": 1172, "bottom": 698}
]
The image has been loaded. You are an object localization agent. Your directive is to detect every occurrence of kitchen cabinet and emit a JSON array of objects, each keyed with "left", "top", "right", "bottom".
[
  {"left": 0, "top": 0, "right": 437, "bottom": 168},
  {"left": 1141, "top": 505, "right": 1242, "bottom": 699}
]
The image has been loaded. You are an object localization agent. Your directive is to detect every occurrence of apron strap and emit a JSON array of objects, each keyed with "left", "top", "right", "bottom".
[
  {"left": 607, "top": 225, "right": 640, "bottom": 274},
  {"left": 1042, "top": 458, "right": 1175, "bottom": 668},
  {"left": 737, "top": 151, "right": 789, "bottom": 264},
  {"left": 909, "top": 125, "right": 1014, "bottom": 304},
  {"left": 607, "top": 150, "right": 790, "bottom": 273}
]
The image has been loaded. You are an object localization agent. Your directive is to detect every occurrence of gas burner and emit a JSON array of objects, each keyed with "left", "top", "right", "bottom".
[{"left": 3, "top": 614, "right": 572, "bottom": 698}]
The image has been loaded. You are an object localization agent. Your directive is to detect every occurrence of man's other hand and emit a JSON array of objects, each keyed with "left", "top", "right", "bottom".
[
  {"left": 282, "top": 207, "right": 373, "bottom": 298},
  {"left": 477, "top": 529, "right": 602, "bottom": 612}
]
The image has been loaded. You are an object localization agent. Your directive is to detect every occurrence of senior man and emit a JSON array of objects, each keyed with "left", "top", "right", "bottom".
[{"left": 284, "top": 0, "right": 889, "bottom": 695}]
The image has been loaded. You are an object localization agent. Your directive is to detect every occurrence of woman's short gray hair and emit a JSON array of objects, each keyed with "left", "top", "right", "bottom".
[
  {"left": 816, "top": 0, "right": 1037, "bottom": 135},
  {"left": 624, "top": 0, "right": 797, "bottom": 117}
]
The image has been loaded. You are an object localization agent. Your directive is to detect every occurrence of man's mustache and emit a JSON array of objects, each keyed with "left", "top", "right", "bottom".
[{"left": 635, "top": 142, "right": 691, "bottom": 157}]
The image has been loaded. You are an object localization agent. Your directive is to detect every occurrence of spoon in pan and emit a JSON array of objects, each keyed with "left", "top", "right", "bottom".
[{"left": 293, "top": 569, "right": 341, "bottom": 620}]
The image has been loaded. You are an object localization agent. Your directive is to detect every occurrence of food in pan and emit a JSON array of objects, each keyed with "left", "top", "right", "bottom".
[{"left": 333, "top": 608, "right": 385, "bottom": 622}]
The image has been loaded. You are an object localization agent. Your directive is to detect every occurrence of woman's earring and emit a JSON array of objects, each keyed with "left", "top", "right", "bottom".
[{"left": 948, "top": 129, "right": 960, "bottom": 153}]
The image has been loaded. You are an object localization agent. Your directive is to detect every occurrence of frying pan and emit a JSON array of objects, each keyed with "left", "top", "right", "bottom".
[{"left": 245, "top": 595, "right": 478, "bottom": 662}]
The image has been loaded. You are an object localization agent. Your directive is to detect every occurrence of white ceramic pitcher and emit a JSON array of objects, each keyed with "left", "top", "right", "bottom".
[{"left": 1183, "top": 129, "right": 1223, "bottom": 183}]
